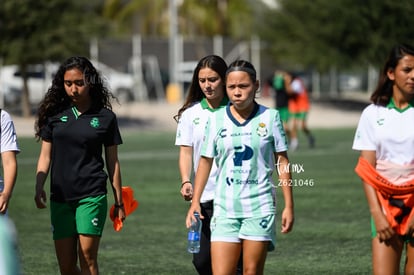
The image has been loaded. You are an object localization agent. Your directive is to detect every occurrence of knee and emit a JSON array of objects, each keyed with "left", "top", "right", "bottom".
[
  {"left": 80, "top": 248, "right": 96, "bottom": 263},
  {"left": 59, "top": 265, "right": 80, "bottom": 275},
  {"left": 79, "top": 246, "right": 99, "bottom": 271},
  {"left": 57, "top": 256, "right": 79, "bottom": 275},
  {"left": 243, "top": 268, "right": 258, "bottom": 275},
  {"left": 242, "top": 262, "right": 263, "bottom": 275}
]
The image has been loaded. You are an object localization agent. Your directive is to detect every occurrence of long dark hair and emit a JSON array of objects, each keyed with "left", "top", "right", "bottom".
[
  {"left": 35, "top": 56, "right": 115, "bottom": 138},
  {"left": 174, "top": 55, "right": 228, "bottom": 121},
  {"left": 371, "top": 43, "right": 414, "bottom": 106}
]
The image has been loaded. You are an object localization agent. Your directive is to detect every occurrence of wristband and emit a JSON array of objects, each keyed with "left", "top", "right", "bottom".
[
  {"left": 115, "top": 203, "right": 124, "bottom": 208},
  {"left": 181, "top": 180, "right": 191, "bottom": 188}
]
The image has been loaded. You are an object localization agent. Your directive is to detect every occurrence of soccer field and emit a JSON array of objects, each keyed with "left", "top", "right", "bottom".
[{"left": 10, "top": 128, "right": 373, "bottom": 274}]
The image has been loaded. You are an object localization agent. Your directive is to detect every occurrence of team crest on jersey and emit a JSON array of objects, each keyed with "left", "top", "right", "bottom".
[
  {"left": 256, "top": 122, "right": 267, "bottom": 137},
  {"left": 90, "top": 117, "right": 100, "bottom": 128}
]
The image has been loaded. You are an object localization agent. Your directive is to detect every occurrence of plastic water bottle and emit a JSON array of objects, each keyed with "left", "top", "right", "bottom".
[{"left": 187, "top": 212, "right": 202, "bottom": 253}]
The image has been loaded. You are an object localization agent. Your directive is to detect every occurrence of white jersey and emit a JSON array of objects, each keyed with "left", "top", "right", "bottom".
[
  {"left": 0, "top": 110, "right": 20, "bottom": 154},
  {"left": 352, "top": 103, "right": 414, "bottom": 165},
  {"left": 201, "top": 103, "right": 288, "bottom": 218},
  {"left": 175, "top": 99, "right": 227, "bottom": 203},
  {"left": 0, "top": 110, "right": 20, "bottom": 186}
]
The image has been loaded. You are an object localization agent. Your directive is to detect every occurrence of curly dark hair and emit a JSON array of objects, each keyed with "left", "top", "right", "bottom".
[
  {"left": 34, "top": 56, "right": 116, "bottom": 139},
  {"left": 173, "top": 55, "right": 228, "bottom": 122},
  {"left": 371, "top": 43, "right": 414, "bottom": 106}
]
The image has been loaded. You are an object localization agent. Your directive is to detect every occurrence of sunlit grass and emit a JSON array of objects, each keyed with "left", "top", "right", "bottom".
[{"left": 11, "top": 128, "right": 373, "bottom": 274}]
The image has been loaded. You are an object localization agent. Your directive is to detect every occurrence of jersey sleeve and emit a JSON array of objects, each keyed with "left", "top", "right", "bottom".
[
  {"left": 175, "top": 109, "right": 193, "bottom": 146},
  {"left": 104, "top": 112, "right": 123, "bottom": 146},
  {"left": 0, "top": 111, "right": 20, "bottom": 153},
  {"left": 352, "top": 105, "right": 376, "bottom": 151},
  {"left": 200, "top": 115, "right": 216, "bottom": 159},
  {"left": 272, "top": 110, "right": 289, "bottom": 152}
]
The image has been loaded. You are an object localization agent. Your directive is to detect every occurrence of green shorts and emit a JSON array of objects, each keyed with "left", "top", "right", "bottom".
[
  {"left": 276, "top": 107, "right": 290, "bottom": 123},
  {"left": 370, "top": 216, "right": 414, "bottom": 243},
  {"left": 50, "top": 195, "right": 107, "bottom": 240},
  {"left": 290, "top": 112, "right": 307, "bottom": 120},
  {"left": 210, "top": 214, "right": 276, "bottom": 251}
]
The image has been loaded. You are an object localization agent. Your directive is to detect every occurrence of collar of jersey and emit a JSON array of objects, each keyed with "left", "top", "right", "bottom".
[
  {"left": 226, "top": 101, "right": 259, "bottom": 126},
  {"left": 387, "top": 98, "right": 414, "bottom": 113},
  {"left": 71, "top": 106, "right": 80, "bottom": 119},
  {"left": 200, "top": 97, "right": 228, "bottom": 112}
]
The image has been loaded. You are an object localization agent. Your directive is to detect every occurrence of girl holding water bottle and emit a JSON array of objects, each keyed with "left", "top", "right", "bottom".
[
  {"left": 175, "top": 55, "right": 238, "bottom": 274},
  {"left": 186, "top": 60, "right": 294, "bottom": 274}
]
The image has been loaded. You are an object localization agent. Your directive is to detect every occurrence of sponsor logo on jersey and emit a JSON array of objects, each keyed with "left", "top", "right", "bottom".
[{"left": 233, "top": 144, "right": 254, "bottom": 166}]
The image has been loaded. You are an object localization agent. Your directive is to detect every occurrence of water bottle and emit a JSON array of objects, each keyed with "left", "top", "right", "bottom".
[{"left": 187, "top": 212, "right": 202, "bottom": 253}]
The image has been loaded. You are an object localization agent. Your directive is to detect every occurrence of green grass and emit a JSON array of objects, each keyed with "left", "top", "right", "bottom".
[{"left": 10, "top": 128, "right": 373, "bottom": 274}]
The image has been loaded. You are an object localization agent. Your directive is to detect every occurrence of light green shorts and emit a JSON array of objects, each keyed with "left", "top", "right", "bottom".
[
  {"left": 210, "top": 214, "right": 276, "bottom": 251},
  {"left": 50, "top": 195, "right": 107, "bottom": 240}
]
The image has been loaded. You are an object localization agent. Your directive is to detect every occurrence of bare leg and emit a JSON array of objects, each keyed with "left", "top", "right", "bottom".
[
  {"left": 211, "top": 242, "right": 241, "bottom": 275},
  {"left": 241, "top": 240, "right": 268, "bottom": 275},
  {"left": 78, "top": 234, "right": 101, "bottom": 275},
  {"left": 300, "top": 119, "right": 315, "bottom": 148},
  {"left": 289, "top": 118, "right": 298, "bottom": 151},
  {"left": 372, "top": 235, "right": 403, "bottom": 275},
  {"left": 404, "top": 240, "right": 414, "bottom": 275},
  {"left": 54, "top": 237, "right": 81, "bottom": 275}
]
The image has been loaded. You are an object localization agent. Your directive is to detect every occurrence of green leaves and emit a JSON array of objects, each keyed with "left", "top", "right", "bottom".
[
  {"left": 0, "top": 0, "right": 106, "bottom": 65},
  {"left": 261, "top": 0, "right": 414, "bottom": 71}
]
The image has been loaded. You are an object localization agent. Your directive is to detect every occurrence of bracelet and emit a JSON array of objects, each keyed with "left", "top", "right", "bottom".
[
  {"left": 114, "top": 203, "right": 124, "bottom": 208},
  {"left": 181, "top": 180, "right": 191, "bottom": 188}
]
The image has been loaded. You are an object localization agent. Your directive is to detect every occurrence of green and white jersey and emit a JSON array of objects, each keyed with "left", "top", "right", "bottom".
[
  {"left": 175, "top": 98, "right": 227, "bottom": 202},
  {"left": 353, "top": 101, "right": 414, "bottom": 165},
  {"left": 201, "top": 103, "right": 288, "bottom": 218}
]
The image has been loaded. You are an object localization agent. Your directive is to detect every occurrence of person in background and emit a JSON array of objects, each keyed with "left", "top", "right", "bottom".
[
  {"left": 269, "top": 70, "right": 291, "bottom": 137},
  {"left": 34, "top": 56, "right": 125, "bottom": 275},
  {"left": 353, "top": 43, "right": 414, "bottom": 274},
  {"left": 0, "top": 108, "right": 20, "bottom": 214},
  {"left": 285, "top": 72, "right": 315, "bottom": 150},
  {"left": 186, "top": 60, "right": 294, "bottom": 275},
  {"left": 175, "top": 55, "right": 242, "bottom": 275}
]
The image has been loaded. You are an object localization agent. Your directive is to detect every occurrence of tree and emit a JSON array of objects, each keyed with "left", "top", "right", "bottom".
[
  {"left": 102, "top": 0, "right": 258, "bottom": 39},
  {"left": 260, "top": 0, "right": 414, "bottom": 72},
  {"left": 0, "top": 0, "right": 106, "bottom": 117},
  {"left": 102, "top": 0, "right": 170, "bottom": 37}
]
